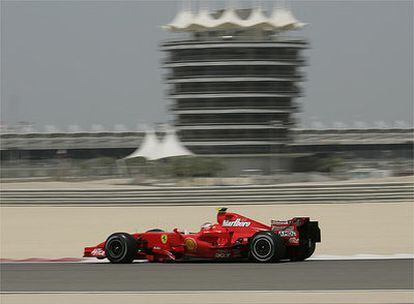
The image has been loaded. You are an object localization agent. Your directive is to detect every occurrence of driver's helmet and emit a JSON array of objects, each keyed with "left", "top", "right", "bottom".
[{"left": 200, "top": 222, "right": 213, "bottom": 231}]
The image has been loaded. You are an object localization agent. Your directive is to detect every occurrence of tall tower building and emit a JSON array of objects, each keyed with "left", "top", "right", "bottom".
[{"left": 161, "top": 6, "right": 307, "bottom": 174}]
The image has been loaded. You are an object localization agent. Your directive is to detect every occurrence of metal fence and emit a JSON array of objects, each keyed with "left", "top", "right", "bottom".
[{"left": 1, "top": 182, "right": 412, "bottom": 206}]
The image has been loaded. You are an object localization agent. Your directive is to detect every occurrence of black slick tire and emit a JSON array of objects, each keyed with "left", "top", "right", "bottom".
[
  {"left": 289, "top": 240, "right": 316, "bottom": 261},
  {"left": 249, "top": 231, "right": 286, "bottom": 263},
  {"left": 104, "top": 232, "right": 136, "bottom": 264}
]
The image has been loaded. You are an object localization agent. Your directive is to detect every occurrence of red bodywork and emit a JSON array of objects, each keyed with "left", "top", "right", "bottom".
[{"left": 84, "top": 209, "right": 321, "bottom": 262}]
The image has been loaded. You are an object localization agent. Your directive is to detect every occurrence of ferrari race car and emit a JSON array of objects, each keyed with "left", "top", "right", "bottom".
[{"left": 84, "top": 208, "right": 321, "bottom": 263}]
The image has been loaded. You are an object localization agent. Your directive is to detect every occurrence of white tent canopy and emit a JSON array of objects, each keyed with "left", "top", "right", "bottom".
[
  {"left": 167, "top": 9, "right": 194, "bottom": 30},
  {"left": 269, "top": 8, "right": 305, "bottom": 30},
  {"left": 152, "top": 129, "right": 194, "bottom": 160},
  {"left": 123, "top": 129, "right": 193, "bottom": 161},
  {"left": 242, "top": 7, "right": 272, "bottom": 29},
  {"left": 164, "top": 7, "right": 305, "bottom": 32},
  {"left": 192, "top": 8, "right": 219, "bottom": 29},
  {"left": 123, "top": 130, "right": 161, "bottom": 160},
  {"left": 214, "top": 8, "right": 244, "bottom": 29}
]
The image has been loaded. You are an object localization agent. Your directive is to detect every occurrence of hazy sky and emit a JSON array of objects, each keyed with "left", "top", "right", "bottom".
[{"left": 1, "top": 0, "right": 413, "bottom": 130}]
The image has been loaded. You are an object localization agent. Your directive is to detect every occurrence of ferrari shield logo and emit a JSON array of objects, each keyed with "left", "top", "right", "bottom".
[
  {"left": 184, "top": 238, "right": 197, "bottom": 251},
  {"left": 161, "top": 234, "right": 168, "bottom": 244}
]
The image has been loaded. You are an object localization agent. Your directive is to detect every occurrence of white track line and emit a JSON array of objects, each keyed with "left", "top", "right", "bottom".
[
  {"left": 2, "top": 289, "right": 412, "bottom": 295},
  {"left": 79, "top": 254, "right": 414, "bottom": 263},
  {"left": 308, "top": 253, "right": 414, "bottom": 260},
  {"left": 2, "top": 254, "right": 413, "bottom": 264}
]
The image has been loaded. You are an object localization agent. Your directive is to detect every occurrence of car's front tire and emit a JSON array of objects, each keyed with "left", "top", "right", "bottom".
[
  {"left": 104, "top": 232, "right": 136, "bottom": 264},
  {"left": 249, "top": 231, "right": 286, "bottom": 263}
]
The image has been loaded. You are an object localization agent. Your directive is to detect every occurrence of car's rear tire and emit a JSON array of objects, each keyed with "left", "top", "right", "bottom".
[
  {"left": 249, "top": 231, "right": 286, "bottom": 263},
  {"left": 104, "top": 232, "right": 136, "bottom": 264},
  {"left": 289, "top": 240, "right": 316, "bottom": 261}
]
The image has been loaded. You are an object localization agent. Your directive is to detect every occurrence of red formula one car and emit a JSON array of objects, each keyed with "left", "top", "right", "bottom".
[{"left": 84, "top": 208, "right": 321, "bottom": 263}]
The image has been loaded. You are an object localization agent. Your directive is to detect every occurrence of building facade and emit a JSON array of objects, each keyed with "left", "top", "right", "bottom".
[
  {"left": 1, "top": 128, "right": 412, "bottom": 178},
  {"left": 161, "top": 7, "right": 307, "bottom": 173}
]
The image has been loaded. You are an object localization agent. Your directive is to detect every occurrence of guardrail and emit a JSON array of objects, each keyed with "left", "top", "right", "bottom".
[{"left": 1, "top": 182, "right": 413, "bottom": 206}]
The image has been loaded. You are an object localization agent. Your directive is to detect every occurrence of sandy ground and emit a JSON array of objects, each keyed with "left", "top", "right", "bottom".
[
  {"left": 2, "top": 290, "right": 414, "bottom": 304},
  {"left": 1, "top": 203, "right": 413, "bottom": 259},
  {"left": 1, "top": 176, "right": 413, "bottom": 189}
]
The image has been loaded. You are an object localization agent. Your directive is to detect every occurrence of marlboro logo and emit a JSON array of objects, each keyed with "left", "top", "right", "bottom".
[{"left": 222, "top": 219, "right": 251, "bottom": 227}]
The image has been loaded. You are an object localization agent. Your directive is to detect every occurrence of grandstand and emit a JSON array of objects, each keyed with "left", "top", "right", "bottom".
[{"left": 1, "top": 127, "right": 412, "bottom": 177}]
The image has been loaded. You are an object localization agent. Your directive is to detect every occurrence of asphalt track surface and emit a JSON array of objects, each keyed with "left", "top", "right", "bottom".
[{"left": 1, "top": 259, "right": 413, "bottom": 292}]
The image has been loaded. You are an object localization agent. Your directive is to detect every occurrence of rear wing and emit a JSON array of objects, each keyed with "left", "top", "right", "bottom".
[{"left": 271, "top": 218, "right": 321, "bottom": 243}]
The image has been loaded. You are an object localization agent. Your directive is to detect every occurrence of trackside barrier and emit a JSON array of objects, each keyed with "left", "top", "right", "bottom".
[{"left": 0, "top": 182, "right": 412, "bottom": 206}]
